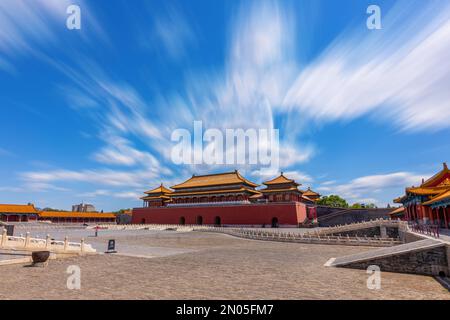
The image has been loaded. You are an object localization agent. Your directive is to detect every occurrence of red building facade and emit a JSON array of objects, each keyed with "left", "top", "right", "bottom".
[{"left": 133, "top": 171, "right": 319, "bottom": 227}]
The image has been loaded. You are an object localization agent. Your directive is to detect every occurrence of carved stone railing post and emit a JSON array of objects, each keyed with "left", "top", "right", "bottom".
[
  {"left": 24, "top": 232, "right": 30, "bottom": 248},
  {"left": 63, "top": 236, "right": 68, "bottom": 251},
  {"left": 1, "top": 228, "right": 7, "bottom": 247},
  {"left": 80, "top": 238, "right": 85, "bottom": 253},
  {"left": 45, "top": 234, "right": 51, "bottom": 249}
]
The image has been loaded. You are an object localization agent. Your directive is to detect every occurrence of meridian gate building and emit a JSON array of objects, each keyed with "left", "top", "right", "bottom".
[{"left": 132, "top": 171, "right": 320, "bottom": 227}]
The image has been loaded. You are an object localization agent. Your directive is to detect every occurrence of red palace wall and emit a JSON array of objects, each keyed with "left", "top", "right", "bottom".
[{"left": 131, "top": 202, "right": 310, "bottom": 226}]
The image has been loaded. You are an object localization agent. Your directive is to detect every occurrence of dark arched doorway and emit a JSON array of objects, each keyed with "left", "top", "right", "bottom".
[
  {"left": 271, "top": 217, "right": 279, "bottom": 228},
  {"left": 141, "top": 218, "right": 146, "bottom": 224},
  {"left": 214, "top": 216, "right": 221, "bottom": 226},
  {"left": 179, "top": 216, "right": 186, "bottom": 225},
  {"left": 196, "top": 216, "right": 203, "bottom": 225}
]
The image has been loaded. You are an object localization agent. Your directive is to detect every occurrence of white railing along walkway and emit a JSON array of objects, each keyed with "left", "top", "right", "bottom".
[
  {"left": 193, "top": 226, "right": 401, "bottom": 247},
  {"left": 95, "top": 223, "right": 401, "bottom": 247},
  {"left": 305, "top": 218, "right": 404, "bottom": 236},
  {"left": 0, "top": 229, "right": 96, "bottom": 254}
]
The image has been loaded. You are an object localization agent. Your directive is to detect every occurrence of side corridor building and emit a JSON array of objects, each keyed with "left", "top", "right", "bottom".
[{"left": 394, "top": 163, "right": 450, "bottom": 229}]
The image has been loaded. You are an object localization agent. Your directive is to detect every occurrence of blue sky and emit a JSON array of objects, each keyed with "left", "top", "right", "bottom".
[{"left": 1, "top": 0, "right": 449, "bottom": 211}]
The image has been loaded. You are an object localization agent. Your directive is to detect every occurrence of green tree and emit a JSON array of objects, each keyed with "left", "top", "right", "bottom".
[
  {"left": 350, "top": 203, "right": 378, "bottom": 209},
  {"left": 317, "top": 195, "right": 349, "bottom": 208}
]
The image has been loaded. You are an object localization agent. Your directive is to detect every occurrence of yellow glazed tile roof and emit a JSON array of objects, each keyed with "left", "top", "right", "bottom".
[
  {"left": 144, "top": 184, "right": 173, "bottom": 194},
  {"left": 423, "top": 189, "right": 450, "bottom": 205},
  {"left": 261, "top": 187, "right": 301, "bottom": 193},
  {"left": 301, "top": 188, "right": 320, "bottom": 197},
  {"left": 263, "top": 173, "right": 300, "bottom": 186},
  {"left": 420, "top": 162, "right": 449, "bottom": 187},
  {"left": 389, "top": 207, "right": 405, "bottom": 215},
  {"left": 38, "top": 211, "right": 116, "bottom": 219},
  {"left": 406, "top": 186, "right": 447, "bottom": 196},
  {"left": 0, "top": 204, "right": 39, "bottom": 214},
  {"left": 171, "top": 187, "right": 260, "bottom": 196},
  {"left": 393, "top": 195, "right": 407, "bottom": 203},
  {"left": 140, "top": 195, "right": 172, "bottom": 200}
]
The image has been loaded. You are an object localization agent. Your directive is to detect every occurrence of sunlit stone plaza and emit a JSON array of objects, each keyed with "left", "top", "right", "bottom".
[{"left": 0, "top": 227, "right": 449, "bottom": 300}]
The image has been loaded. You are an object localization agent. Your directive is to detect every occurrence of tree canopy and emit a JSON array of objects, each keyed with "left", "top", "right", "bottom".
[
  {"left": 317, "top": 195, "right": 349, "bottom": 208},
  {"left": 351, "top": 203, "right": 378, "bottom": 209}
]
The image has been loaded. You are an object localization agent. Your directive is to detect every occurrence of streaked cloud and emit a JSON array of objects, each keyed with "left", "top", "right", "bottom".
[
  {"left": 153, "top": 6, "right": 196, "bottom": 60},
  {"left": 0, "top": 147, "right": 13, "bottom": 157},
  {"left": 283, "top": 0, "right": 450, "bottom": 132},
  {"left": 0, "top": 0, "right": 107, "bottom": 73},
  {"left": 21, "top": 168, "right": 160, "bottom": 188},
  {"left": 318, "top": 171, "right": 431, "bottom": 205}
]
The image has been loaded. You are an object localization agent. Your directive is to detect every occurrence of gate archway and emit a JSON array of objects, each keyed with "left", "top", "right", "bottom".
[{"left": 271, "top": 217, "right": 279, "bottom": 228}]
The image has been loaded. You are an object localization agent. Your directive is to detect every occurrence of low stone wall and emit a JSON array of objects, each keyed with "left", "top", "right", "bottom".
[
  {"left": 332, "top": 226, "right": 399, "bottom": 238},
  {"left": 201, "top": 228, "right": 401, "bottom": 247},
  {"left": 341, "top": 246, "right": 449, "bottom": 276},
  {"left": 400, "top": 230, "right": 426, "bottom": 243},
  {"left": 317, "top": 207, "right": 392, "bottom": 227}
]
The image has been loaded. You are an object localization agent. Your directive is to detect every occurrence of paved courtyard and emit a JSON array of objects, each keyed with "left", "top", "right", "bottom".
[{"left": 0, "top": 229, "right": 449, "bottom": 299}]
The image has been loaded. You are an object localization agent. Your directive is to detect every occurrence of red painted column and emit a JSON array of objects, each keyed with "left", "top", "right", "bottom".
[
  {"left": 444, "top": 207, "right": 449, "bottom": 229},
  {"left": 426, "top": 206, "right": 431, "bottom": 223},
  {"left": 428, "top": 206, "right": 433, "bottom": 222}
]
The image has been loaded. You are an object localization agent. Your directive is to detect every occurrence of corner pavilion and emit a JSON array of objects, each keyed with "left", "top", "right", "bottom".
[{"left": 394, "top": 163, "right": 450, "bottom": 229}]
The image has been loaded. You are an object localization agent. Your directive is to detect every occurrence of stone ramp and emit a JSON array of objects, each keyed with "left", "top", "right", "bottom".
[{"left": 328, "top": 239, "right": 444, "bottom": 268}]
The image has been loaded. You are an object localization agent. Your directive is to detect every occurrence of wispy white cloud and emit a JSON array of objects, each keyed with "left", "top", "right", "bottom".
[
  {"left": 153, "top": 6, "right": 196, "bottom": 60},
  {"left": 77, "top": 189, "right": 110, "bottom": 198},
  {"left": 0, "top": 147, "right": 13, "bottom": 157},
  {"left": 318, "top": 171, "right": 431, "bottom": 205},
  {"left": 93, "top": 136, "right": 161, "bottom": 168},
  {"left": 21, "top": 168, "right": 161, "bottom": 188},
  {"left": 321, "top": 180, "right": 337, "bottom": 186},
  {"left": 0, "top": 0, "right": 107, "bottom": 73},
  {"left": 77, "top": 189, "right": 141, "bottom": 200},
  {"left": 283, "top": 170, "right": 313, "bottom": 184},
  {"left": 283, "top": 1, "right": 450, "bottom": 132},
  {"left": 113, "top": 191, "right": 142, "bottom": 200},
  {"left": 252, "top": 169, "right": 313, "bottom": 185}
]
